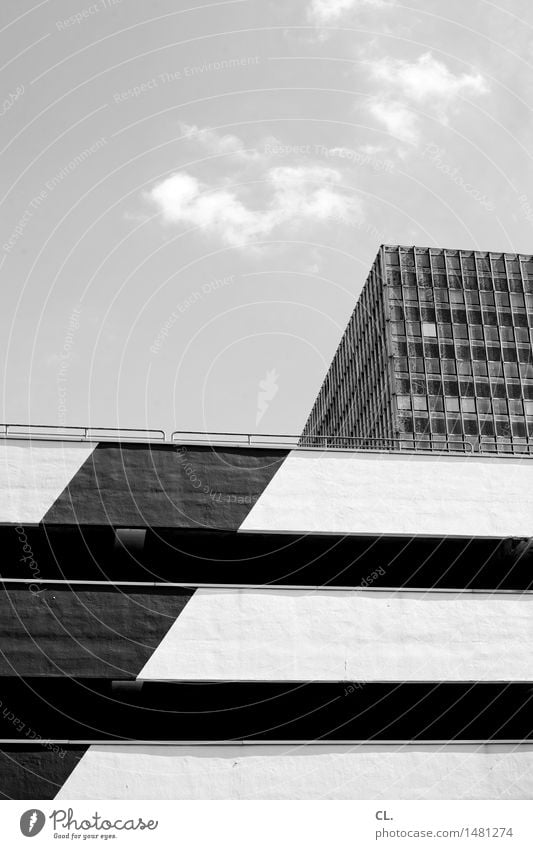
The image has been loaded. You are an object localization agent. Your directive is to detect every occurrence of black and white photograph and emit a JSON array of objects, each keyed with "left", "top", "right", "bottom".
[{"left": 0, "top": 1, "right": 532, "bottom": 845}]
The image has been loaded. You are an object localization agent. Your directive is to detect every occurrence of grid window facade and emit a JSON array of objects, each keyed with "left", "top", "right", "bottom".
[{"left": 301, "top": 245, "right": 533, "bottom": 453}]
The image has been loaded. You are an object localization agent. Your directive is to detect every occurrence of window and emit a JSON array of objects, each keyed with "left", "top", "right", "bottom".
[
  {"left": 484, "top": 326, "right": 499, "bottom": 342},
  {"left": 496, "top": 292, "right": 510, "bottom": 308},
  {"left": 445, "top": 397, "right": 460, "bottom": 412},
  {"left": 461, "top": 398, "right": 476, "bottom": 413},
  {"left": 509, "top": 399, "right": 524, "bottom": 416},
  {"left": 438, "top": 323, "right": 452, "bottom": 339},
  {"left": 406, "top": 322, "right": 421, "bottom": 337},
  {"left": 408, "top": 340, "right": 423, "bottom": 356},
  {"left": 413, "top": 396, "right": 428, "bottom": 411},
  {"left": 426, "top": 358, "right": 441, "bottom": 374},
  {"left": 480, "top": 292, "right": 495, "bottom": 307},
  {"left": 422, "top": 322, "right": 437, "bottom": 336},
  {"left": 450, "top": 290, "right": 464, "bottom": 304},
  {"left": 465, "top": 291, "right": 480, "bottom": 305},
  {"left": 473, "top": 361, "right": 488, "bottom": 376},
  {"left": 511, "top": 293, "right": 525, "bottom": 308},
  {"left": 434, "top": 289, "right": 449, "bottom": 303},
  {"left": 397, "top": 396, "right": 411, "bottom": 410},
  {"left": 525, "top": 401, "right": 533, "bottom": 416},
  {"left": 492, "top": 399, "right": 508, "bottom": 415},
  {"left": 409, "top": 357, "right": 424, "bottom": 373},
  {"left": 457, "top": 361, "right": 472, "bottom": 376},
  {"left": 441, "top": 359, "right": 456, "bottom": 375},
  {"left": 391, "top": 322, "right": 405, "bottom": 336},
  {"left": 504, "top": 362, "right": 519, "bottom": 377},
  {"left": 453, "top": 324, "right": 469, "bottom": 339},
  {"left": 477, "top": 398, "right": 492, "bottom": 414},
  {"left": 429, "top": 396, "right": 444, "bottom": 412}
]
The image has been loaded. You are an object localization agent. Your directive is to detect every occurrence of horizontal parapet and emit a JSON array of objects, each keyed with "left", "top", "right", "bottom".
[
  {"left": 0, "top": 681, "right": 530, "bottom": 742},
  {"left": 138, "top": 588, "right": 533, "bottom": 682},
  {"left": 240, "top": 450, "right": 533, "bottom": 537},
  {"left": 0, "top": 586, "right": 193, "bottom": 677},
  {"left": 56, "top": 742, "right": 533, "bottom": 800},
  {"left": 1, "top": 527, "right": 532, "bottom": 590}
]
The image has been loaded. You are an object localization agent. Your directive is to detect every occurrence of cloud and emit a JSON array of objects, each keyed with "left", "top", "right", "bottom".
[
  {"left": 368, "top": 100, "right": 419, "bottom": 145},
  {"left": 308, "top": 0, "right": 389, "bottom": 25},
  {"left": 179, "top": 123, "right": 262, "bottom": 164},
  {"left": 371, "top": 53, "right": 488, "bottom": 106},
  {"left": 367, "top": 52, "right": 488, "bottom": 146},
  {"left": 146, "top": 165, "right": 362, "bottom": 247}
]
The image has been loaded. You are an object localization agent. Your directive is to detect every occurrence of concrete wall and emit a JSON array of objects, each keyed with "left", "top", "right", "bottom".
[
  {"left": 138, "top": 588, "right": 533, "bottom": 682},
  {"left": 241, "top": 450, "right": 533, "bottom": 537},
  {"left": 57, "top": 743, "right": 533, "bottom": 800}
]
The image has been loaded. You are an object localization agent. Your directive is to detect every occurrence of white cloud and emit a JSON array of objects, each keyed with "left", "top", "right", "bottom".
[
  {"left": 371, "top": 53, "right": 488, "bottom": 105},
  {"left": 368, "top": 100, "right": 419, "bottom": 145},
  {"left": 308, "top": 0, "right": 388, "bottom": 25},
  {"left": 146, "top": 165, "right": 362, "bottom": 247},
  {"left": 179, "top": 123, "right": 262, "bottom": 163},
  {"left": 367, "top": 53, "right": 488, "bottom": 147}
]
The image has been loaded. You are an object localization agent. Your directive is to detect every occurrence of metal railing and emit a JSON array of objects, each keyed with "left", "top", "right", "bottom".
[
  {"left": 0, "top": 423, "right": 166, "bottom": 442},
  {"left": 2, "top": 423, "right": 533, "bottom": 456},
  {"left": 171, "top": 430, "right": 475, "bottom": 453}
]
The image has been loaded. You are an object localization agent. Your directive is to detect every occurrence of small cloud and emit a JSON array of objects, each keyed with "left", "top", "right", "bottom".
[
  {"left": 146, "top": 165, "right": 362, "bottom": 248},
  {"left": 369, "top": 99, "right": 419, "bottom": 145},
  {"left": 308, "top": 0, "right": 390, "bottom": 25},
  {"left": 371, "top": 52, "right": 488, "bottom": 107},
  {"left": 367, "top": 52, "right": 488, "bottom": 149},
  {"left": 179, "top": 123, "right": 262, "bottom": 164}
]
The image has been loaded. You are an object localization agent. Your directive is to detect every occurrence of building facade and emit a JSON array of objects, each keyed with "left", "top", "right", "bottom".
[
  {"left": 302, "top": 244, "right": 533, "bottom": 453},
  {"left": 0, "top": 432, "right": 531, "bottom": 799}
]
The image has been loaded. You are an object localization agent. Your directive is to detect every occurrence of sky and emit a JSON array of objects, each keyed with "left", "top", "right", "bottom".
[{"left": 1, "top": 0, "right": 532, "bottom": 438}]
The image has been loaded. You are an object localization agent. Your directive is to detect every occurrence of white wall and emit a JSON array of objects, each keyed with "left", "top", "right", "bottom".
[
  {"left": 0, "top": 440, "right": 96, "bottom": 523},
  {"left": 137, "top": 588, "right": 533, "bottom": 681},
  {"left": 240, "top": 450, "right": 533, "bottom": 537},
  {"left": 57, "top": 743, "right": 533, "bottom": 800}
]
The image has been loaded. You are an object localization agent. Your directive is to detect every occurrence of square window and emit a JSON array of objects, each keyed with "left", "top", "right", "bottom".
[
  {"left": 406, "top": 322, "right": 421, "bottom": 336},
  {"left": 484, "top": 326, "right": 499, "bottom": 342},
  {"left": 525, "top": 401, "right": 533, "bottom": 416},
  {"left": 406, "top": 305, "right": 421, "bottom": 320},
  {"left": 393, "top": 357, "right": 408, "bottom": 372},
  {"left": 461, "top": 398, "right": 476, "bottom": 413},
  {"left": 480, "top": 292, "right": 495, "bottom": 307},
  {"left": 492, "top": 399, "right": 508, "bottom": 415},
  {"left": 391, "top": 305, "right": 404, "bottom": 320},
  {"left": 463, "top": 417, "right": 479, "bottom": 436},
  {"left": 422, "top": 322, "right": 437, "bottom": 337},
  {"left": 441, "top": 359, "right": 456, "bottom": 375},
  {"left": 467, "top": 310, "right": 482, "bottom": 324},
  {"left": 430, "top": 416, "right": 446, "bottom": 433},
  {"left": 429, "top": 395, "right": 444, "bottom": 411},
  {"left": 495, "top": 419, "right": 511, "bottom": 437},
  {"left": 391, "top": 322, "right": 405, "bottom": 336},
  {"left": 409, "top": 357, "right": 424, "bottom": 373},
  {"left": 502, "top": 346, "right": 517, "bottom": 362},
  {"left": 445, "top": 397, "right": 460, "bottom": 412},
  {"left": 469, "top": 325, "right": 484, "bottom": 340},
  {"left": 444, "top": 379, "right": 459, "bottom": 395},
  {"left": 408, "top": 340, "right": 423, "bottom": 356},
  {"left": 477, "top": 398, "right": 492, "bottom": 414},
  {"left": 453, "top": 324, "right": 469, "bottom": 339},
  {"left": 404, "top": 287, "right": 418, "bottom": 302},
  {"left": 520, "top": 363, "right": 533, "bottom": 379},
  {"left": 504, "top": 362, "right": 519, "bottom": 377},
  {"left": 515, "top": 327, "right": 529, "bottom": 343},
  {"left": 473, "top": 361, "right": 488, "bottom": 376},
  {"left": 450, "top": 290, "right": 464, "bottom": 304},
  {"left": 438, "top": 323, "right": 452, "bottom": 339},
  {"left": 460, "top": 380, "right": 475, "bottom": 396},
  {"left": 475, "top": 380, "right": 491, "bottom": 396},
  {"left": 457, "top": 361, "right": 472, "bottom": 375},
  {"left": 426, "top": 358, "right": 441, "bottom": 374},
  {"left": 509, "top": 399, "right": 524, "bottom": 415},
  {"left": 511, "top": 293, "right": 525, "bottom": 308},
  {"left": 512, "top": 419, "right": 527, "bottom": 437},
  {"left": 397, "top": 395, "right": 411, "bottom": 410},
  {"left": 413, "top": 396, "right": 428, "bottom": 411},
  {"left": 491, "top": 380, "right": 506, "bottom": 398},
  {"left": 434, "top": 289, "right": 449, "bottom": 303},
  {"left": 465, "top": 291, "right": 480, "bottom": 305},
  {"left": 496, "top": 292, "right": 510, "bottom": 308},
  {"left": 500, "top": 326, "right": 514, "bottom": 342}
]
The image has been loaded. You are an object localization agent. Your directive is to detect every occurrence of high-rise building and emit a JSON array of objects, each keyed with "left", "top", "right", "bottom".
[{"left": 302, "top": 244, "right": 533, "bottom": 453}]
